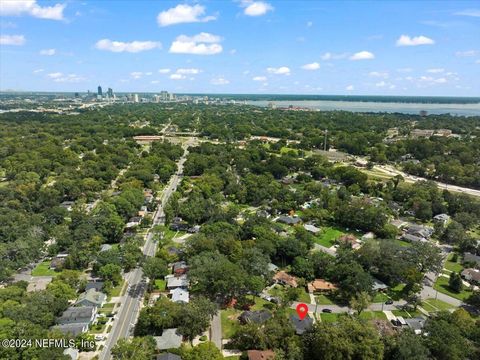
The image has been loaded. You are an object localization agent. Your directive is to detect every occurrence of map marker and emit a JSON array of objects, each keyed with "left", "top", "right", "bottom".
[{"left": 296, "top": 303, "right": 308, "bottom": 320}]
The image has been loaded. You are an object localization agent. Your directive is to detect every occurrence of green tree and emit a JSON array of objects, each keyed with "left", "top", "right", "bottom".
[
  {"left": 449, "top": 272, "right": 463, "bottom": 293},
  {"left": 349, "top": 291, "right": 371, "bottom": 316},
  {"left": 111, "top": 336, "right": 156, "bottom": 360}
]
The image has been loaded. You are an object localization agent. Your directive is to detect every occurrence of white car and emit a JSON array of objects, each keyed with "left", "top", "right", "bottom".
[{"left": 95, "top": 335, "right": 106, "bottom": 341}]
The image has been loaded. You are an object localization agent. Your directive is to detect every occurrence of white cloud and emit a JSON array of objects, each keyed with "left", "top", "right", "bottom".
[
  {"left": 455, "top": 50, "right": 478, "bottom": 57},
  {"left": 241, "top": 1, "right": 274, "bottom": 16},
  {"left": 95, "top": 39, "right": 161, "bottom": 53},
  {"left": 230, "top": 49, "right": 237, "bottom": 54},
  {"left": 349, "top": 51, "right": 375, "bottom": 60},
  {"left": 158, "top": 68, "right": 171, "bottom": 74},
  {"left": 426, "top": 68, "right": 444, "bottom": 73},
  {"left": 151, "top": 80, "right": 160, "bottom": 84},
  {"left": 0, "top": 34, "right": 25, "bottom": 45},
  {"left": 454, "top": 9, "right": 480, "bottom": 17},
  {"left": 434, "top": 78, "right": 447, "bottom": 83},
  {"left": 157, "top": 4, "right": 216, "bottom": 26},
  {"left": 170, "top": 73, "right": 186, "bottom": 80},
  {"left": 0, "top": 0, "right": 66, "bottom": 21},
  {"left": 266, "top": 66, "right": 290, "bottom": 75},
  {"left": 130, "top": 72, "right": 143, "bottom": 79},
  {"left": 211, "top": 77, "right": 229, "bottom": 85},
  {"left": 346, "top": 85, "right": 354, "bottom": 91},
  {"left": 369, "top": 71, "right": 389, "bottom": 78},
  {"left": 33, "top": 69, "right": 44, "bottom": 73},
  {"left": 145, "top": 72, "right": 153, "bottom": 76},
  {"left": 396, "top": 35, "right": 435, "bottom": 46},
  {"left": 39, "top": 48, "right": 55, "bottom": 56},
  {"left": 253, "top": 76, "right": 267, "bottom": 81},
  {"left": 176, "top": 68, "right": 201, "bottom": 74},
  {"left": 321, "top": 52, "right": 348, "bottom": 60},
  {"left": 169, "top": 32, "right": 223, "bottom": 55},
  {"left": 307, "top": 21, "right": 313, "bottom": 27},
  {"left": 47, "top": 72, "right": 84, "bottom": 82},
  {"left": 376, "top": 81, "right": 393, "bottom": 87},
  {"left": 301, "top": 62, "right": 320, "bottom": 70}
]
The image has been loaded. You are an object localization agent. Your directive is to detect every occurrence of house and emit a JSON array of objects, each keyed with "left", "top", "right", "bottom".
[
  {"left": 52, "top": 323, "right": 89, "bottom": 337},
  {"left": 273, "top": 271, "right": 298, "bottom": 287},
  {"left": 276, "top": 215, "right": 302, "bottom": 225},
  {"left": 154, "top": 328, "right": 183, "bottom": 350},
  {"left": 268, "top": 263, "right": 279, "bottom": 272},
  {"left": 405, "top": 317, "right": 426, "bottom": 335},
  {"left": 57, "top": 306, "right": 96, "bottom": 324},
  {"left": 461, "top": 269, "right": 480, "bottom": 284},
  {"left": 303, "top": 224, "right": 321, "bottom": 234},
  {"left": 289, "top": 314, "right": 313, "bottom": 335},
  {"left": 411, "top": 129, "right": 435, "bottom": 138},
  {"left": 156, "top": 354, "right": 182, "bottom": 360},
  {"left": 172, "top": 261, "right": 188, "bottom": 275},
  {"left": 170, "top": 288, "right": 189, "bottom": 303},
  {"left": 100, "top": 244, "right": 112, "bottom": 252},
  {"left": 60, "top": 201, "right": 75, "bottom": 212},
  {"left": 433, "top": 214, "right": 450, "bottom": 226},
  {"left": 76, "top": 288, "right": 107, "bottom": 308},
  {"left": 372, "top": 278, "right": 389, "bottom": 292},
  {"left": 239, "top": 310, "right": 272, "bottom": 325},
  {"left": 256, "top": 209, "right": 271, "bottom": 218},
  {"left": 170, "top": 222, "right": 190, "bottom": 231},
  {"left": 187, "top": 225, "right": 201, "bottom": 234},
  {"left": 308, "top": 279, "right": 337, "bottom": 293},
  {"left": 144, "top": 189, "right": 154, "bottom": 203},
  {"left": 247, "top": 350, "right": 275, "bottom": 360},
  {"left": 50, "top": 253, "right": 69, "bottom": 270},
  {"left": 337, "top": 234, "right": 361, "bottom": 249},
  {"left": 463, "top": 252, "right": 480, "bottom": 266},
  {"left": 389, "top": 219, "right": 407, "bottom": 229},
  {"left": 63, "top": 347, "right": 79, "bottom": 360},
  {"left": 406, "top": 224, "right": 433, "bottom": 239},
  {"left": 362, "top": 232, "right": 375, "bottom": 241},
  {"left": 401, "top": 234, "right": 427, "bottom": 243},
  {"left": 85, "top": 280, "right": 104, "bottom": 292},
  {"left": 165, "top": 274, "right": 188, "bottom": 289},
  {"left": 126, "top": 216, "right": 142, "bottom": 228}
]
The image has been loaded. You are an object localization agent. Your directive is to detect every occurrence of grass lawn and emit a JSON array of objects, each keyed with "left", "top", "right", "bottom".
[
  {"left": 90, "top": 323, "right": 106, "bottom": 334},
  {"left": 315, "top": 227, "right": 345, "bottom": 247},
  {"left": 155, "top": 279, "right": 166, "bottom": 291},
  {"left": 388, "top": 284, "right": 406, "bottom": 301},
  {"left": 394, "top": 239, "right": 412, "bottom": 247},
  {"left": 269, "top": 285, "right": 311, "bottom": 304},
  {"left": 444, "top": 254, "right": 463, "bottom": 273},
  {"left": 220, "top": 309, "right": 241, "bottom": 339},
  {"left": 392, "top": 309, "right": 422, "bottom": 318},
  {"left": 433, "top": 276, "right": 473, "bottom": 301},
  {"left": 359, "top": 311, "right": 387, "bottom": 321},
  {"left": 373, "top": 292, "right": 389, "bottom": 303},
  {"left": 110, "top": 279, "right": 125, "bottom": 297},
  {"left": 250, "top": 296, "right": 272, "bottom": 311},
  {"left": 31, "top": 261, "right": 60, "bottom": 277},
  {"left": 315, "top": 294, "right": 335, "bottom": 305},
  {"left": 320, "top": 313, "right": 341, "bottom": 323},
  {"left": 280, "top": 146, "right": 299, "bottom": 155},
  {"left": 422, "top": 298, "right": 453, "bottom": 312}
]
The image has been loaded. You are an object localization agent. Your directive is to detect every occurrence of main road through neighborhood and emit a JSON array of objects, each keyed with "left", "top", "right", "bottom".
[{"left": 100, "top": 139, "right": 192, "bottom": 360}]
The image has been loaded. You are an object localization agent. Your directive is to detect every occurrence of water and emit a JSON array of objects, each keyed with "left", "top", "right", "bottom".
[{"left": 245, "top": 100, "right": 480, "bottom": 116}]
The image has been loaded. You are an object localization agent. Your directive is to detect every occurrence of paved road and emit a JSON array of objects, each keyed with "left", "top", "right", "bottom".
[
  {"left": 210, "top": 313, "right": 222, "bottom": 349},
  {"left": 292, "top": 300, "right": 407, "bottom": 314},
  {"left": 100, "top": 142, "right": 191, "bottom": 360}
]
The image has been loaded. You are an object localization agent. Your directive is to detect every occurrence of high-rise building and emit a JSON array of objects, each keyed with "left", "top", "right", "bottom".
[
  {"left": 107, "top": 88, "right": 113, "bottom": 98},
  {"left": 97, "top": 86, "right": 102, "bottom": 96},
  {"left": 133, "top": 94, "right": 139, "bottom": 103},
  {"left": 160, "top": 90, "right": 169, "bottom": 101}
]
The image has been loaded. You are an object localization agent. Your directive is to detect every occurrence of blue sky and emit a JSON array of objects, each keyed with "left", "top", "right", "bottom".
[{"left": 0, "top": 0, "right": 479, "bottom": 95}]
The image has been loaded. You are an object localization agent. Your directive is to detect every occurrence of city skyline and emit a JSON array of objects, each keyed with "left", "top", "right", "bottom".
[{"left": 1, "top": 0, "right": 479, "bottom": 96}]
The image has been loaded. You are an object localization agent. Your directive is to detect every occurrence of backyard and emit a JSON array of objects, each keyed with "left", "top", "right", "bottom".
[{"left": 31, "top": 261, "right": 60, "bottom": 277}]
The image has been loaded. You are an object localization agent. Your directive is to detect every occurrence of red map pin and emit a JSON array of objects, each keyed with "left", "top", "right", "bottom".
[{"left": 296, "top": 303, "right": 308, "bottom": 320}]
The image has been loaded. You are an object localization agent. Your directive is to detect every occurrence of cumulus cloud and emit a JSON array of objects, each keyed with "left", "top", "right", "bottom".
[
  {"left": 47, "top": 72, "right": 84, "bottom": 82},
  {"left": 33, "top": 69, "right": 44, "bottom": 73},
  {"left": 0, "top": 34, "right": 25, "bottom": 45},
  {"left": 369, "top": 71, "right": 389, "bottom": 78},
  {"left": 454, "top": 9, "right": 480, "bottom": 17},
  {"left": 396, "top": 35, "right": 435, "bottom": 46},
  {"left": 169, "top": 32, "right": 222, "bottom": 55},
  {"left": 95, "top": 39, "right": 161, "bottom": 53},
  {"left": 211, "top": 77, "right": 230, "bottom": 85},
  {"left": 321, "top": 52, "right": 348, "bottom": 60},
  {"left": 426, "top": 68, "right": 444, "bottom": 73},
  {"left": 267, "top": 66, "right": 290, "bottom": 75},
  {"left": 455, "top": 50, "right": 478, "bottom": 57},
  {"left": 252, "top": 76, "right": 267, "bottom": 81},
  {"left": 158, "top": 68, "right": 171, "bottom": 74},
  {"left": 349, "top": 51, "right": 375, "bottom": 60},
  {"left": 170, "top": 73, "right": 186, "bottom": 80},
  {"left": 301, "top": 62, "right": 320, "bottom": 70},
  {"left": 176, "top": 68, "right": 201, "bottom": 74},
  {"left": 0, "top": 0, "right": 66, "bottom": 20},
  {"left": 130, "top": 72, "right": 143, "bottom": 79},
  {"left": 157, "top": 4, "right": 216, "bottom": 26},
  {"left": 346, "top": 85, "right": 354, "bottom": 91},
  {"left": 240, "top": 1, "right": 274, "bottom": 16},
  {"left": 39, "top": 48, "right": 55, "bottom": 56}
]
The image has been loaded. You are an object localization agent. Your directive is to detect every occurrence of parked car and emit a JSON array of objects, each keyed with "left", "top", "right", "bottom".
[
  {"left": 385, "top": 299, "right": 393, "bottom": 305},
  {"left": 95, "top": 335, "right": 106, "bottom": 341},
  {"left": 322, "top": 309, "right": 332, "bottom": 313}
]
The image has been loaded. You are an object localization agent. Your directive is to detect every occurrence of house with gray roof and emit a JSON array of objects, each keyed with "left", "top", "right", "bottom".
[
  {"left": 303, "top": 224, "right": 321, "bottom": 234},
  {"left": 239, "top": 310, "right": 272, "bottom": 325},
  {"left": 401, "top": 233, "right": 427, "bottom": 243},
  {"left": 156, "top": 354, "right": 181, "bottom": 360},
  {"left": 406, "top": 224, "right": 433, "bottom": 239},
  {"left": 405, "top": 317, "right": 426, "bottom": 335},
  {"left": 76, "top": 288, "right": 106, "bottom": 308},
  {"left": 276, "top": 215, "right": 302, "bottom": 225},
  {"left": 289, "top": 314, "right": 313, "bottom": 335},
  {"left": 165, "top": 274, "right": 188, "bottom": 290},
  {"left": 433, "top": 214, "right": 450, "bottom": 226},
  {"left": 154, "top": 328, "right": 183, "bottom": 350},
  {"left": 57, "top": 306, "right": 96, "bottom": 325},
  {"left": 52, "top": 323, "right": 89, "bottom": 337},
  {"left": 170, "top": 288, "right": 189, "bottom": 303},
  {"left": 463, "top": 252, "right": 480, "bottom": 266}
]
